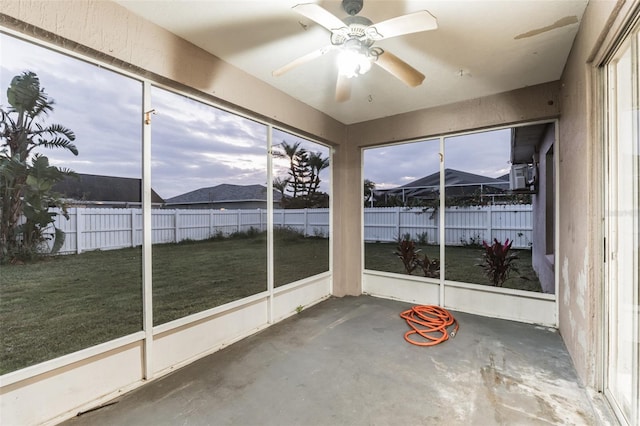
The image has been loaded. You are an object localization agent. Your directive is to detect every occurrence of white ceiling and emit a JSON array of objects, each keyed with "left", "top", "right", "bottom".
[{"left": 116, "top": 0, "right": 588, "bottom": 125}]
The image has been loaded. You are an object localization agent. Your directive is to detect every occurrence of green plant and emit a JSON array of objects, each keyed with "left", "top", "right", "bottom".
[
  {"left": 418, "top": 253, "right": 440, "bottom": 278},
  {"left": 229, "top": 227, "right": 263, "bottom": 240},
  {"left": 0, "top": 71, "right": 77, "bottom": 263},
  {"left": 460, "top": 233, "right": 483, "bottom": 247},
  {"left": 211, "top": 229, "right": 225, "bottom": 240},
  {"left": 365, "top": 243, "right": 540, "bottom": 291},
  {"left": 394, "top": 236, "right": 420, "bottom": 274},
  {"left": 245, "top": 226, "right": 260, "bottom": 238},
  {"left": 296, "top": 305, "right": 304, "bottom": 314},
  {"left": 274, "top": 226, "right": 305, "bottom": 242},
  {"left": 416, "top": 231, "right": 430, "bottom": 245},
  {"left": 312, "top": 227, "right": 325, "bottom": 238},
  {"left": 479, "top": 238, "right": 519, "bottom": 286}
]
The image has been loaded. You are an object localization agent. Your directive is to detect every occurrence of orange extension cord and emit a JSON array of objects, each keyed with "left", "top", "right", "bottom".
[{"left": 400, "top": 305, "right": 459, "bottom": 346}]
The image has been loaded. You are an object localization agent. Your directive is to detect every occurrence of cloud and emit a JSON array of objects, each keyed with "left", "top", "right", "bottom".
[
  {"left": 364, "top": 130, "right": 512, "bottom": 190},
  {"left": 1, "top": 33, "right": 331, "bottom": 201},
  {"left": 364, "top": 139, "right": 440, "bottom": 189},
  {"left": 3, "top": 32, "right": 509, "bottom": 201}
]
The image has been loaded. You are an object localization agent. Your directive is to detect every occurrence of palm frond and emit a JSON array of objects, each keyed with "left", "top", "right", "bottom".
[
  {"left": 35, "top": 137, "right": 78, "bottom": 155},
  {"left": 50, "top": 227, "right": 66, "bottom": 255},
  {"left": 43, "top": 124, "right": 76, "bottom": 141}
]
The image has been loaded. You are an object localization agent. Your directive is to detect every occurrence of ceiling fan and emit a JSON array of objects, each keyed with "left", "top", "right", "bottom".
[{"left": 272, "top": 0, "right": 438, "bottom": 102}]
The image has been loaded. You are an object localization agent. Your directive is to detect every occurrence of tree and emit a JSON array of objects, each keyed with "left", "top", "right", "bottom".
[
  {"left": 289, "top": 148, "right": 311, "bottom": 198},
  {"left": 363, "top": 179, "right": 376, "bottom": 206},
  {"left": 0, "top": 71, "right": 77, "bottom": 262},
  {"left": 273, "top": 141, "right": 329, "bottom": 208},
  {"left": 275, "top": 141, "right": 304, "bottom": 198},
  {"left": 308, "top": 151, "right": 329, "bottom": 195},
  {"left": 272, "top": 176, "right": 289, "bottom": 207}
]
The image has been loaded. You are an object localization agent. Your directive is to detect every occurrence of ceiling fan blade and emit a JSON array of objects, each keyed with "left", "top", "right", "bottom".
[
  {"left": 335, "top": 73, "right": 351, "bottom": 102},
  {"left": 293, "top": 3, "right": 347, "bottom": 34},
  {"left": 375, "top": 51, "right": 425, "bottom": 87},
  {"left": 367, "top": 11, "right": 437, "bottom": 40},
  {"left": 273, "top": 45, "right": 334, "bottom": 77}
]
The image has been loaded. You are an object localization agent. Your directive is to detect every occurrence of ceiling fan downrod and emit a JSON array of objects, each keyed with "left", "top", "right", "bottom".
[{"left": 342, "top": 0, "right": 363, "bottom": 16}]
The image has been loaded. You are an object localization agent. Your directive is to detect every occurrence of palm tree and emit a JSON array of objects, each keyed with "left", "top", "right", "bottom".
[
  {"left": 272, "top": 176, "right": 289, "bottom": 207},
  {"left": 274, "top": 141, "right": 305, "bottom": 197},
  {"left": 0, "top": 71, "right": 77, "bottom": 262},
  {"left": 308, "top": 151, "right": 329, "bottom": 195}
]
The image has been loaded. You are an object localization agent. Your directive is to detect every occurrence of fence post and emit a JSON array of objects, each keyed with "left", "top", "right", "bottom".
[
  {"left": 75, "top": 208, "right": 83, "bottom": 254},
  {"left": 304, "top": 209, "right": 309, "bottom": 236},
  {"left": 174, "top": 210, "right": 179, "bottom": 243},
  {"left": 435, "top": 209, "right": 440, "bottom": 245},
  {"left": 210, "top": 210, "right": 214, "bottom": 238},
  {"left": 237, "top": 210, "right": 242, "bottom": 233},
  {"left": 487, "top": 204, "right": 493, "bottom": 242},
  {"left": 396, "top": 207, "right": 401, "bottom": 239},
  {"left": 131, "top": 209, "right": 136, "bottom": 248}
]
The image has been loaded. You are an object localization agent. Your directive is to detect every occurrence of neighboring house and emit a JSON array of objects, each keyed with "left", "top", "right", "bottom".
[
  {"left": 165, "top": 184, "right": 283, "bottom": 209},
  {"left": 374, "top": 168, "right": 509, "bottom": 206},
  {"left": 53, "top": 173, "right": 165, "bottom": 208},
  {"left": 511, "top": 122, "right": 556, "bottom": 294}
]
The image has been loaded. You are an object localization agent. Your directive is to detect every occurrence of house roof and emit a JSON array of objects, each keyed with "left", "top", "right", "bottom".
[
  {"left": 379, "top": 168, "right": 509, "bottom": 198},
  {"left": 398, "top": 168, "right": 508, "bottom": 189},
  {"left": 53, "top": 173, "right": 164, "bottom": 204},
  {"left": 165, "top": 184, "right": 282, "bottom": 205}
]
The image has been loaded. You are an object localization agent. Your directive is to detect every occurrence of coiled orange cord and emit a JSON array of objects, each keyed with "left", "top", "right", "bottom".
[{"left": 400, "top": 305, "right": 459, "bottom": 346}]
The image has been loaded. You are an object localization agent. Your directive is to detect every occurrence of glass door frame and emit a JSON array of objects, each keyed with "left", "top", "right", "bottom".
[{"left": 603, "top": 24, "right": 640, "bottom": 426}]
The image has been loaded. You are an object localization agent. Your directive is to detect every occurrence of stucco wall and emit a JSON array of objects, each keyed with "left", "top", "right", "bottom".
[
  {"left": 557, "top": 0, "right": 619, "bottom": 387},
  {"left": 348, "top": 82, "right": 561, "bottom": 146}
]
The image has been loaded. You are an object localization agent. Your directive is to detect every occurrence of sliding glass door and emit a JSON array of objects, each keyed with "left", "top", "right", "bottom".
[{"left": 605, "top": 28, "right": 640, "bottom": 426}]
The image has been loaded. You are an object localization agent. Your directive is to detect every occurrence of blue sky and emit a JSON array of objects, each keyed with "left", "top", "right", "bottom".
[{"left": 1, "top": 32, "right": 511, "bottom": 198}]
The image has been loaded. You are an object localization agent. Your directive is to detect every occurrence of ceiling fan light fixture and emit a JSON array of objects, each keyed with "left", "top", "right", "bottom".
[{"left": 337, "top": 48, "right": 372, "bottom": 78}]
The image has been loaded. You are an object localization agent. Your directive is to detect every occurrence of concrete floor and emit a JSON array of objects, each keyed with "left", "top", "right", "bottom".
[{"left": 63, "top": 295, "right": 612, "bottom": 425}]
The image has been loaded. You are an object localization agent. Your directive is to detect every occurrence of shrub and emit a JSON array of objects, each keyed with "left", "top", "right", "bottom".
[
  {"left": 416, "top": 231, "right": 429, "bottom": 245},
  {"left": 394, "top": 236, "right": 420, "bottom": 274},
  {"left": 479, "top": 238, "right": 519, "bottom": 286},
  {"left": 460, "top": 233, "right": 483, "bottom": 247},
  {"left": 418, "top": 253, "right": 440, "bottom": 278},
  {"left": 274, "top": 226, "right": 305, "bottom": 242}
]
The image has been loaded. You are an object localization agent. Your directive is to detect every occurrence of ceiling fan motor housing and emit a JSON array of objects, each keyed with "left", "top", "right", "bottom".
[
  {"left": 331, "top": 15, "right": 375, "bottom": 47},
  {"left": 342, "top": 0, "right": 363, "bottom": 16}
]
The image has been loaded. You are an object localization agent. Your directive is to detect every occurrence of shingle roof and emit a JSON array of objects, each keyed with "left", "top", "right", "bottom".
[
  {"left": 53, "top": 173, "right": 164, "bottom": 203},
  {"left": 165, "top": 184, "right": 282, "bottom": 205},
  {"left": 380, "top": 168, "right": 508, "bottom": 198},
  {"left": 399, "top": 168, "right": 508, "bottom": 189}
]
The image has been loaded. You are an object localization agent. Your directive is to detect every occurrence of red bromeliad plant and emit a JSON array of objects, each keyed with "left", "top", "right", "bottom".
[
  {"left": 479, "top": 238, "right": 519, "bottom": 286},
  {"left": 395, "top": 237, "right": 420, "bottom": 275}
]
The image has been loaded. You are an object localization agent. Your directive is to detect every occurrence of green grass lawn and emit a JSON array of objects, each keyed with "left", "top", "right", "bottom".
[
  {"left": 1, "top": 237, "right": 539, "bottom": 375},
  {"left": 1, "top": 234, "right": 329, "bottom": 375}
]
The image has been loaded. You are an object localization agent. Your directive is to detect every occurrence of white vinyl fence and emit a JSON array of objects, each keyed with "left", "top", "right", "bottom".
[
  {"left": 48, "top": 205, "right": 532, "bottom": 255},
  {"left": 364, "top": 205, "right": 532, "bottom": 248}
]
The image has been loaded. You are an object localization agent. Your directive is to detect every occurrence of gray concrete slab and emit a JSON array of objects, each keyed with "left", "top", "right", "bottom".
[{"left": 63, "top": 296, "right": 608, "bottom": 425}]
